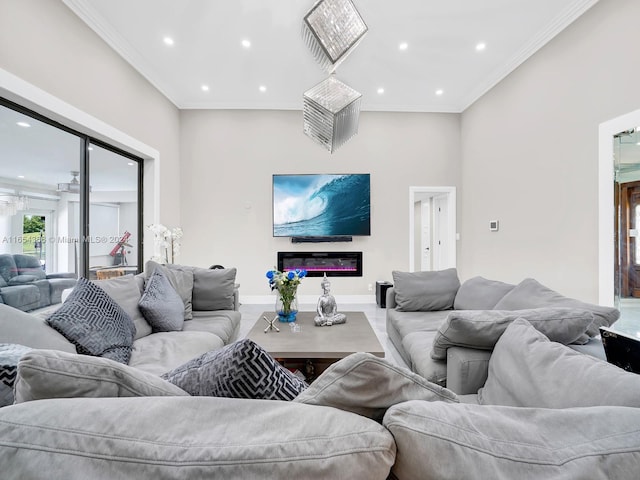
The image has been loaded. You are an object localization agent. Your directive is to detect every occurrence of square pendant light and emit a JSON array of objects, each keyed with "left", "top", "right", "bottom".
[
  {"left": 303, "top": 76, "right": 362, "bottom": 153},
  {"left": 302, "top": 0, "right": 368, "bottom": 73}
]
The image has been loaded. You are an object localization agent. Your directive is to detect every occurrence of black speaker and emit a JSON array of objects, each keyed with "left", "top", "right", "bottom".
[
  {"left": 290, "top": 236, "right": 353, "bottom": 243},
  {"left": 376, "top": 281, "right": 393, "bottom": 308}
]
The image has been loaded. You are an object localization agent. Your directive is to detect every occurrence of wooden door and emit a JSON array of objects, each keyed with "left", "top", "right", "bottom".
[{"left": 620, "top": 182, "right": 640, "bottom": 297}]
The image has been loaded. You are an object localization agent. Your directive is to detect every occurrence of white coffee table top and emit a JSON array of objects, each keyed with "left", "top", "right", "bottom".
[{"left": 246, "top": 311, "right": 385, "bottom": 359}]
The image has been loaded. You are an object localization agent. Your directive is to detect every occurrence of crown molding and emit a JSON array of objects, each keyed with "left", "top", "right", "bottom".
[{"left": 459, "top": 0, "right": 600, "bottom": 111}]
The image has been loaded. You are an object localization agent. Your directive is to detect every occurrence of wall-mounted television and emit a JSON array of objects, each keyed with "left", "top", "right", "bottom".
[{"left": 273, "top": 174, "right": 370, "bottom": 238}]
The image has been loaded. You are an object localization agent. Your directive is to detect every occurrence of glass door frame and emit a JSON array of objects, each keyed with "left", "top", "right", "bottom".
[{"left": 1, "top": 97, "right": 144, "bottom": 278}]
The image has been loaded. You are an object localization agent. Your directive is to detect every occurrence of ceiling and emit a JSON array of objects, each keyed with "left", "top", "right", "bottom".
[{"left": 63, "top": 0, "right": 599, "bottom": 113}]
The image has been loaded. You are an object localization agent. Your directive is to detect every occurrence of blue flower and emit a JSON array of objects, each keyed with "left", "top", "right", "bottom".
[
  {"left": 266, "top": 271, "right": 274, "bottom": 279},
  {"left": 299, "top": 270, "right": 307, "bottom": 278},
  {"left": 287, "top": 271, "right": 295, "bottom": 280}
]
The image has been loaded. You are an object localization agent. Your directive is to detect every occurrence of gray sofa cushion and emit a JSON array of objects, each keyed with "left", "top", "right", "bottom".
[
  {"left": 189, "top": 266, "right": 237, "bottom": 311},
  {"left": 493, "top": 278, "right": 619, "bottom": 336},
  {"left": 478, "top": 318, "right": 640, "bottom": 408},
  {"left": 392, "top": 268, "right": 460, "bottom": 311},
  {"left": 0, "top": 396, "right": 396, "bottom": 479},
  {"left": 46, "top": 278, "right": 136, "bottom": 364},
  {"left": 453, "top": 276, "right": 515, "bottom": 310},
  {"left": 14, "top": 254, "right": 46, "bottom": 279},
  {"left": 94, "top": 274, "right": 152, "bottom": 340},
  {"left": 430, "top": 307, "right": 595, "bottom": 360},
  {"left": 294, "top": 352, "right": 457, "bottom": 421},
  {"left": 182, "top": 310, "right": 241, "bottom": 345},
  {"left": 146, "top": 261, "right": 194, "bottom": 320},
  {"left": 162, "top": 339, "right": 308, "bottom": 400},
  {"left": 0, "top": 303, "right": 76, "bottom": 353},
  {"left": 128, "top": 331, "right": 225, "bottom": 376},
  {"left": 7, "top": 274, "right": 39, "bottom": 285},
  {"left": 0, "top": 343, "right": 32, "bottom": 406},
  {"left": 383, "top": 400, "right": 640, "bottom": 480},
  {"left": 138, "top": 269, "right": 184, "bottom": 332},
  {"left": 14, "top": 349, "right": 188, "bottom": 403}
]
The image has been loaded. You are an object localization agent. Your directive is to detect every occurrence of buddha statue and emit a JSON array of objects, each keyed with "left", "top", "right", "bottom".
[{"left": 314, "top": 273, "right": 347, "bottom": 326}]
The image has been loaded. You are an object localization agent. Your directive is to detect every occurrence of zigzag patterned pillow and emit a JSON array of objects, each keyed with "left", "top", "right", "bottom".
[
  {"left": 0, "top": 343, "right": 32, "bottom": 407},
  {"left": 162, "top": 339, "right": 308, "bottom": 400},
  {"left": 46, "top": 277, "right": 136, "bottom": 364}
]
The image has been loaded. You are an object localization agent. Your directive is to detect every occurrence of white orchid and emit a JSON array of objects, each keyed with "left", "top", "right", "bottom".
[{"left": 148, "top": 224, "right": 183, "bottom": 264}]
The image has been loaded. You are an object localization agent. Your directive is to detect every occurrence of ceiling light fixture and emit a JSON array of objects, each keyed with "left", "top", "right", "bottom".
[
  {"left": 259, "top": 85, "right": 267, "bottom": 93},
  {"left": 163, "top": 36, "right": 174, "bottom": 46},
  {"left": 57, "top": 171, "right": 91, "bottom": 194},
  {"left": 435, "top": 89, "right": 444, "bottom": 96},
  {"left": 0, "top": 194, "right": 29, "bottom": 216},
  {"left": 241, "top": 39, "right": 251, "bottom": 49},
  {"left": 377, "top": 87, "right": 385, "bottom": 94},
  {"left": 476, "top": 42, "right": 486, "bottom": 51},
  {"left": 16, "top": 121, "right": 30, "bottom": 128},
  {"left": 399, "top": 42, "right": 409, "bottom": 51},
  {"left": 201, "top": 85, "right": 210, "bottom": 92},
  {"left": 302, "top": 0, "right": 368, "bottom": 153}
]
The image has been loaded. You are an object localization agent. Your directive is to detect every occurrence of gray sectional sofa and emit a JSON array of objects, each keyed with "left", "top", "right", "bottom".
[
  {"left": 1, "top": 266, "right": 639, "bottom": 479},
  {"left": 0, "top": 253, "right": 77, "bottom": 311},
  {"left": 386, "top": 268, "right": 620, "bottom": 392}
]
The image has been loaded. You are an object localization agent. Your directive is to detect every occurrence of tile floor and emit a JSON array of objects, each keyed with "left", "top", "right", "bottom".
[{"left": 238, "top": 303, "right": 409, "bottom": 369}]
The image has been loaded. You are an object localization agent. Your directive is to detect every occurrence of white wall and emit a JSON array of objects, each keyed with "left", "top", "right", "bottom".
[
  {"left": 0, "top": 0, "right": 181, "bottom": 232},
  {"left": 179, "top": 110, "right": 461, "bottom": 298},
  {"left": 459, "top": 0, "right": 640, "bottom": 303}
]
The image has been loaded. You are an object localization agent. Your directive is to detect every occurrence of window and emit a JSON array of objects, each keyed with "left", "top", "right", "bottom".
[{"left": 0, "top": 98, "right": 143, "bottom": 278}]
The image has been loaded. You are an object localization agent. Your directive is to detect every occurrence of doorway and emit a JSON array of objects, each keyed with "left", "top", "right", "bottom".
[{"left": 409, "top": 186, "right": 456, "bottom": 272}]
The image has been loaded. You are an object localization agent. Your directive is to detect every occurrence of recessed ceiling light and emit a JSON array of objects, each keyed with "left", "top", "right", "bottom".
[
  {"left": 476, "top": 42, "right": 486, "bottom": 51},
  {"left": 241, "top": 39, "right": 251, "bottom": 49},
  {"left": 435, "top": 89, "right": 444, "bottom": 96},
  {"left": 399, "top": 42, "right": 408, "bottom": 51},
  {"left": 17, "top": 175, "right": 25, "bottom": 179},
  {"left": 163, "top": 36, "right": 175, "bottom": 46},
  {"left": 201, "top": 84, "right": 210, "bottom": 92},
  {"left": 88, "top": 146, "right": 93, "bottom": 151},
  {"left": 16, "top": 121, "right": 30, "bottom": 128},
  {"left": 259, "top": 85, "right": 267, "bottom": 93},
  {"left": 127, "top": 162, "right": 135, "bottom": 166},
  {"left": 377, "top": 87, "right": 385, "bottom": 94}
]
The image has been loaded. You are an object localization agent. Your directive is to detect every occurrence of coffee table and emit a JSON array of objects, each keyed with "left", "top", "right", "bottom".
[{"left": 246, "top": 311, "right": 385, "bottom": 380}]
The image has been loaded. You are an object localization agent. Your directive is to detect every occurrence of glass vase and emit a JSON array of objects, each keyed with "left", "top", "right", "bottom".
[{"left": 275, "top": 289, "right": 299, "bottom": 323}]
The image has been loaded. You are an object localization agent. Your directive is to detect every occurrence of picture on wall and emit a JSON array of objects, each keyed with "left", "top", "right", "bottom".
[{"left": 272, "top": 174, "right": 370, "bottom": 237}]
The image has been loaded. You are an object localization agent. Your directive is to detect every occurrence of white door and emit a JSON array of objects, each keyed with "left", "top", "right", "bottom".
[
  {"left": 420, "top": 199, "right": 432, "bottom": 271},
  {"left": 409, "top": 186, "right": 456, "bottom": 272}
]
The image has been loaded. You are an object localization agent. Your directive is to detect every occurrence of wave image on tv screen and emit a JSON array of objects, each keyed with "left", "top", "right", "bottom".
[{"left": 273, "top": 174, "right": 370, "bottom": 237}]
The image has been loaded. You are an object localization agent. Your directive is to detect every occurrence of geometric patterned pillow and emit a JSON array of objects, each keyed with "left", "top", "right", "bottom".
[
  {"left": 46, "top": 277, "right": 136, "bottom": 364},
  {"left": 138, "top": 269, "right": 184, "bottom": 332},
  {"left": 0, "top": 343, "right": 32, "bottom": 407},
  {"left": 161, "top": 339, "right": 308, "bottom": 401}
]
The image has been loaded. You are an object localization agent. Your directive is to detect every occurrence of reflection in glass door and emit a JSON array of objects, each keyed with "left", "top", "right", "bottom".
[{"left": 87, "top": 142, "right": 140, "bottom": 279}]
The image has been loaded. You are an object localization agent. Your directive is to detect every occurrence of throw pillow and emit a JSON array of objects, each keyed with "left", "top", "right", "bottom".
[
  {"left": 383, "top": 400, "right": 640, "bottom": 480},
  {"left": 391, "top": 268, "right": 460, "bottom": 312},
  {"left": 94, "top": 274, "right": 152, "bottom": 340},
  {"left": 430, "top": 307, "right": 595, "bottom": 360},
  {"left": 145, "top": 260, "right": 194, "bottom": 320},
  {"left": 46, "top": 277, "right": 136, "bottom": 364},
  {"left": 452, "top": 276, "right": 515, "bottom": 310},
  {"left": 188, "top": 266, "right": 237, "bottom": 311},
  {"left": 13, "top": 349, "right": 188, "bottom": 403},
  {"left": 0, "top": 343, "right": 32, "bottom": 406},
  {"left": 477, "top": 318, "right": 640, "bottom": 408},
  {"left": 493, "top": 278, "right": 620, "bottom": 337},
  {"left": 294, "top": 352, "right": 458, "bottom": 422},
  {"left": 162, "top": 338, "right": 308, "bottom": 400},
  {"left": 138, "top": 269, "right": 185, "bottom": 332}
]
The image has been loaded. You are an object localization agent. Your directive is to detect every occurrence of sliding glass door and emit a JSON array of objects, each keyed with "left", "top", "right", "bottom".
[{"left": 0, "top": 98, "right": 142, "bottom": 278}]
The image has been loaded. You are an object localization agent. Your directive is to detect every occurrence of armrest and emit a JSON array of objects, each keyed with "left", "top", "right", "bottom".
[
  {"left": 46, "top": 273, "right": 77, "bottom": 279},
  {"left": 385, "top": 287, "right": 397, "bottom": 309},
  {"left": 446, "top": 347, "right": 492, "bottom": 395}
]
